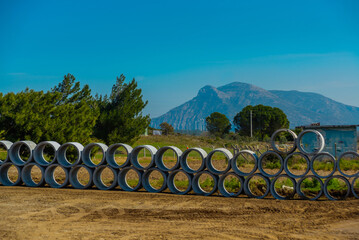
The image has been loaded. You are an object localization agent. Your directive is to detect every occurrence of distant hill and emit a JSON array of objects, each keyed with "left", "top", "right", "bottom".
[{"left": 151, "top": 82, "right": 359, "bottom": 130}]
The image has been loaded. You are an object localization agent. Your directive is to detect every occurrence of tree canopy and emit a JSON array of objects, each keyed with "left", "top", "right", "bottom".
[
  {"left": 160, "top": 122, "right": 174, "bottom": 135},
  {"left": 0, "top": 74, "right": 98, "bottom": 143},
  {"left": 0, "top": 73, "right": 149, "bottom": 144},
  {"left": 205, "top": 112, "right": 231, "bottom": 137},
  {"left": 233, "top": 104, "right": 289, "bottom": 139},
  {"left": 94, "top": 74, "right": 150, "bottom": 144}
]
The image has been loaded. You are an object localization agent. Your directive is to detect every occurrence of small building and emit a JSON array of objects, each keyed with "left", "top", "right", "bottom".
[
  {"left": 296, "top": 124, "right": 358, "bottom": 158},
  {"left": 152, "top": 130, "right": 162, "bottom": 136}
]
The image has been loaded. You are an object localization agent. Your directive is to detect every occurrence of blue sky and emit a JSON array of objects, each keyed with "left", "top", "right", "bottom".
[{"left": 1, "top": 0, "right": 358, "bottom": 117}]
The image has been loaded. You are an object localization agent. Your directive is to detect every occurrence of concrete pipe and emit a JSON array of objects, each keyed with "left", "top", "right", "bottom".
[
  {"left": 297, "top": 130, "right": 325, "bottom": 155},
  {"left": 93, "top": 165, "right": 118, "bottom": 190},
  {"left": 69, "top": 165, "right": 94, "bottom": 189},
  {"left": 270, "top": 129, "right": 297, "bottom": 155},
  {"left": 56, "top": 142, "right": 84, "bottom": 168},
  {"left": 206, "top": 148, "right": 233, "bottom": 175},
  {"left": 296, "top": 175, "right": 323, "bottom": 201},
  {"left": 21, "top": 163, "right": 45, "bottom": 187},
  {"left": 192, "top": 170, "right": 218, "bottom": 196},
  {"left": 0, "top": 162, "right": 22, "bottom": 186},
  {"left": 0, "top": 140, "right": 13, "bottom": 165},
  {"left": 118, "top": 166, "right": 143, "bottom": 191},
  {"left": 142, "top": 167, "right": 168, "bottom": 193},
  {"left": 243, "top": 173, "right": 270, "bottom": 199},
  {"left": 352, "top": 176, "right": 359, "bottom": 199},
  {"left": 310, "top": 152, "right": 336, "bottom": 179},
  {"left": 82, "top": 143, "right": 108, "bottom": 168},
  {"left": 9, "top": 140, "right": 37, "bottom": 166},
  {"left": 231, "top": 150, "right": 258, "bottom": 176},
  {"left": 258, "top": 151, "right": 284, "bottom": 178},
  {"left": 106, "top": 143, "right": 132, "bottom": 169},
  {"left": 167, "top": 169, "right": 192, "bottom": 195},
  {"left": 218, "top": 172, "right": 244, "bottom": 197},
  {"left": 33, "top": 141, "right": 60, "bottom": 166},
  {"left": 180, "top": 148, "right": 207, "bottom": 174},
  {"left": 130, "top": 145, "right": 157, "bottom": 170},
  {"left": 44, "top": 164, "right": 69, "bottom": 188},
  {"left": 323, "top": 175, "right": 350, "bottom": 201},
  {"left": 270, "top": 174, "right": 296, "bottom": 200},
  {"left": 155, "top": 146, "right": 182, "bottom": 172},
  {"left": 284, "top": 152, "right": 310, "bottom": 179},
  {"left": 337, "top": 151, "right": 359, "bottom": 178}
]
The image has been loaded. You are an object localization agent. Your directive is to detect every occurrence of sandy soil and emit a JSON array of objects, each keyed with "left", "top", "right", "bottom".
[{"left": 0, "top": 186, "right": 358, "bottom": 240}]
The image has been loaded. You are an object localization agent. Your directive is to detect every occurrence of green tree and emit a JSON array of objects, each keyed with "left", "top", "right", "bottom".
[
  {"left": 50, "top": 74, "right": 99, "bottom": 143},
  {"left": 94, "top": 74, "right": 150, "bottom": 144},
  {"left": 233, "top": 104, "right": 289, "bottom": 140},
  {"left": 205, "top": 112, "right": 231, "bottom": 137},
  {"left": 0, "top": 74, "right": 99, "bottom": 143},
  {"left": 160, "top": 122, "right": 174, "bottom": 135}
]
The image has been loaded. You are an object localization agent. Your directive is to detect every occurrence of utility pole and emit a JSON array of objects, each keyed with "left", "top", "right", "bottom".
[{"left": 250, "top": 110, "right": 253, "bottom": 138}]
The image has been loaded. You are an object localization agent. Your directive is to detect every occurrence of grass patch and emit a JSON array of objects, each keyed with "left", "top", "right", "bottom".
[{"left": 339, "top": 159, "right": 359, "bottom": 171}]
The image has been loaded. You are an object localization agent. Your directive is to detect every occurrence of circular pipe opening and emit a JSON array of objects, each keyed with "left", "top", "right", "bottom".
[
  {"left": 296, "top": 175, "right": 323, "bottom": 200},
  {"left": 93, "top": 165, "right": 118, "bottom": 190},
  {"left": 82, "top": 143, "right": 108, "bottom": 168},
  {"left": 310, "top": 152, "right": 336, "bottom": 179},
  {"left": 21, "top": 163, "right": 45, "bottom": 187},
  {"left": 352, "top": 176, "right": 359, "bottom": 199},
  {"left": 34, "top": 141, "right": 60, "bottom": 166},
  {"left": 69, "top": 165, "right": 93, "bottom": 189},
  {"left": 9, "top": 141, "right": 36, "bottom": 166},
  {"left": 118, "top": 167, "right": 142, "bottom": 191},
  {"left": 297, "top": 130, "right": 325, "bottom": 155},
  {"left": 130, "top": 145, "right": 157, "bottom": 170},
  {"left": 271, "top": 129, "right": 297, "bottom": 155},
  {"left": 258, "top": 151, "right": 283, "bottom": 178},
  {"left": 337, "top": 151, "right": 359, "bottom": 178},
  {"left": 206, "top": 148, "right": 232, "bottom": 175},
  {"left": 218, "top": 172, "right": 244, "bottom": 197},
  {"left": 231, "top": 150, "right": 258, "bottom": 176},
  {"left": 0, "top": 163, "right": 22, "bottom": 186},
  {"left": 106, "top": 143, "right": 132, "bottom": 169},
  {"left": 44, "top": 164, "right": 69, "bottom": 188},
  {"left": 244, "top": 173, "right": 270, "bottom": 199},
  {"left": 284, "top": 152, "right": 310, "bottom": 178},
  {"left": 192, "top": 171, "right": 218, "bottom": 196},
  {"left": 270, "top": 174, "right": 296, "bottom": 200},
  {"left": 142, "top": 168, "right": 167, "bottom": 193},
  {"left": 155, "top": 146, "right": 182, "bottom": 172},
  {"left": 167, "top": 169, "right": 192, "bottom": 195},
  {"left": 180, "top": 148, "right": 207, "bottom": 174},
  {"left": 324, "top": 175, "right": 350, "bottom": 201},
  {"left": 0, "top": 140, "right": 13, "bottom": 165},
  {"left": 56, "top": 142, "right": 84, "bottom": 168}
]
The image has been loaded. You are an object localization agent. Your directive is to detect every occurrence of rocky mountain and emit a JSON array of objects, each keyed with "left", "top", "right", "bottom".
[{"left": 150, "top": 82, "right": 359, "bottom": 130}]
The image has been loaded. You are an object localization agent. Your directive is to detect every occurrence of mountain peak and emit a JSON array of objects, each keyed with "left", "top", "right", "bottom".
[
  {"left": 222, "top": 82, "right": 253, "bottom": 87},
  {"left": 197, "top": 85, "right": 229, "bottom": 100}
]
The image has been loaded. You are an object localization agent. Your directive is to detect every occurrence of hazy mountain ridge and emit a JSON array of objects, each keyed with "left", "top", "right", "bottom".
[{"left": 151, "top": 82, "right": 359, "bottom": 130}]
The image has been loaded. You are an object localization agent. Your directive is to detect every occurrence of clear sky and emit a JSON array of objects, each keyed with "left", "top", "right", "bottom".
[{"left": 1, "top": 0, "right": 358, "bottom": 117}]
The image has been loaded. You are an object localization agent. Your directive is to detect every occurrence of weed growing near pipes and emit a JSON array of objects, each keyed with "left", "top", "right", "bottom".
[
  {"left": 339, "top": 159, "right": 359, "bottom": 171},
  {"left": 224, "top": 178, "right": 241, "bottom": 193}
]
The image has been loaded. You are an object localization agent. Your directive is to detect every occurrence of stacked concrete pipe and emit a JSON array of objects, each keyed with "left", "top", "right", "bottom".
[{"left": 0, "top": 131, "right": 357, "bottom": 201}]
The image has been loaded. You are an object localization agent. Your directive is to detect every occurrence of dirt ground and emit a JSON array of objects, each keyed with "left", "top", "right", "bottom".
[{"left": 0, "top": 186, "right": 358, "bottom": 240}]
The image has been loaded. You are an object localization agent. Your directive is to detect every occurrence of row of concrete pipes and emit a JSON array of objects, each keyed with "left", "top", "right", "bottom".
[{"left": 0, "top": 129, "right": 358, "bottom": 200}]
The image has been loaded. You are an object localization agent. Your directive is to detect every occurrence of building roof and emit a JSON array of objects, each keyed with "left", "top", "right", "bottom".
[{"left": 296, "top": 124, "right": 359, "bottom": 129}]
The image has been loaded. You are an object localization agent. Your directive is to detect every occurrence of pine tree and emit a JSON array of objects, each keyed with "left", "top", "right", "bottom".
[
  {"left": 94, "top": 74, "right": 150, "bottom": 144},
  {"left": 0, "top": 74, "right": 99, "bottom": 143}
]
